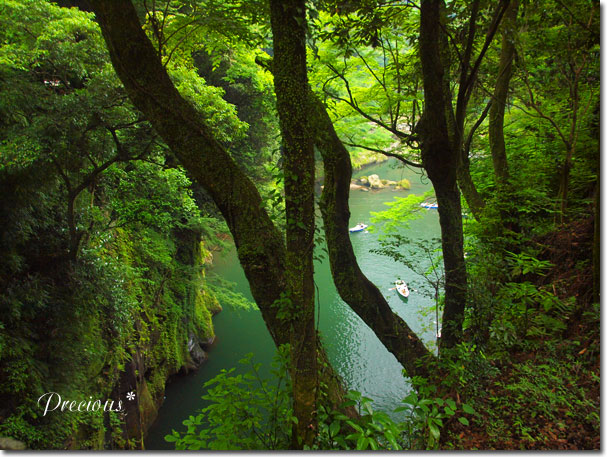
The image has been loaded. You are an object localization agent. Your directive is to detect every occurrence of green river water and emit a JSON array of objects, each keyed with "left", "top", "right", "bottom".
[{"left": 145, "top": 159, "right": 441, "bottom": 449}]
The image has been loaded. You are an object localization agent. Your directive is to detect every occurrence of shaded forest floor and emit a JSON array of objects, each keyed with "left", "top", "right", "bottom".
[{"left": 443, "top": 217, "right": 600, "bottom": 450}]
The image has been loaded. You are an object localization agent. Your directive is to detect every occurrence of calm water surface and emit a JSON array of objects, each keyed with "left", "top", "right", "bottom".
[{"left": 145, "top": 159, "right": 440, "bottom": 449}]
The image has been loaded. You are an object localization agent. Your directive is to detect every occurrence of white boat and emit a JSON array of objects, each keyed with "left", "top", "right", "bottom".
[
  {"left": 395, "top": 280, "right": 410, "bottom": 298},
  {"left": 349, "top": 223, "right": 368, "bottom": 233},
  {"left": 420, "top": 202, "right": 438, "bottom": 209}
]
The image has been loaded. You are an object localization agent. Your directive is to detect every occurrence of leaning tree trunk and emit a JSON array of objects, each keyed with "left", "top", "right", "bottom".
[
  {"left": 269, "top": 0, "right": 317, "bottom": 447},
  {"left": 254, "top": 55, "right": 434, "bottom": 379},
  {"left": 84, "top": 0, "right": 349, "bottom": 418},
  {"left": 88, "top": 0, "right": 288, "bottom": 338},
  {"left": 419, "top": 0, "right": 468, "bottom": 349},
  {"left": 310, "top": 94, "right": 433, "bottom": 379}
]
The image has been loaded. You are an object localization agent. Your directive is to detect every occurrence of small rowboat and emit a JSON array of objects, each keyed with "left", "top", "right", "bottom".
[
  {"left": 420, "top": 202, "right": 438, "bottom": 209},
  {"left": 395, "top": 279, "right": 410, "bottom": 298},
  {"left": 349, "top": 223, "right": 368, "bottom": 233}
]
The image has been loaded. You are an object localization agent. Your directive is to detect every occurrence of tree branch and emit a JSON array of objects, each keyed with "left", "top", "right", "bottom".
[
  {"left": 463, "top": 99, "right": 492, "bottom": 158},
  {"left": 341, "top": 140, "right": 423, "bottom": 168}
]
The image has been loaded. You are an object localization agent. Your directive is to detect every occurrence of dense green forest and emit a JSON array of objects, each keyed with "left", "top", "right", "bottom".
[{"left": 0, "top": 0, "right": 599, "bottom": 450}]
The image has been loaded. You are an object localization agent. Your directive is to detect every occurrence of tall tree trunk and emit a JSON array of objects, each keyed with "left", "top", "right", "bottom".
[
  {"left": 310, "top": 95, "right": 433, "bottom": 379},
  {"left": 419, "top": 0, "right": 467, "bottom": 349},
  {"left": 592, "top": 174, "right": 599, "bottom": 304},
  {"left": 449, "top": 1, "right": 486, "bottom": 220},
  {"left": 84, "top": 0, "right": 350, "bottom": 427},
  {"left": 88, "top": 0, "right": 289, "bottom": 339},
  {"left": 269, "top": 0, "right": 317, "bottom": 447},
  {"left": 489, "top": 0, "right": 518, "bottom": 188},
  {"left": 454, "top": 0, "right": 511, "bottom": 220},
  {"left": 488, "top": 0, "right": 521, "bottom": 237}
]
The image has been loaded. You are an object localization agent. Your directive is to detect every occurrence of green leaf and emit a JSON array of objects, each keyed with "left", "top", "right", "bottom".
[
  {"left": 428, "top": 423, "right": 440, "bottom": 440},
  {"left": 357, "top": 436, "right": 369, "bottom": 450},
  {"left": 329, "top": 420, "right": 340, "bottom": 436},
  {"left": 384, "top": 430, "right": 399, "bottom": 450},
  {"left": 368, "top": 437, "right": 379, "bottom": 450},
  {"left": 458, "top": 416, "right": 470, "bottom": 426},
  {"left": 462, "top": 403, "right": 475, "bottom": 414}
]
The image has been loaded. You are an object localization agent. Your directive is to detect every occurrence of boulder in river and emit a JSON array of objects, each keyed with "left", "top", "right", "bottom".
[
  {"left": 358, "top": 176, "right": 369, "bottom": 186},
  {"left": 186, "top": 334, "right": 209, "bottom": 371},
  {"left": 396, "top": 178, "right": 411, "bottom": 190},
  {"left": 368, "top": 174, "right": 385, "bottom": 189}
]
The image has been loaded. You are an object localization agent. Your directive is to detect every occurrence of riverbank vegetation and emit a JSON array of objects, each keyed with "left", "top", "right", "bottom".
[{"left": 0, "top": 0, "right": 599, "bottom": 450}]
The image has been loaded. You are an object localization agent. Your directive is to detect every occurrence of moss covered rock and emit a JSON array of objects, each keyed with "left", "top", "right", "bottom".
[{"left": 396, "top": 178, "right": 411, "bottom": 190}]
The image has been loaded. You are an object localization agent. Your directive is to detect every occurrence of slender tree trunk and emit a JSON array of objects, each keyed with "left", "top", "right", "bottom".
[
  {"left": 592, "top": 175, "right": 599, "bottom": 304},
  {"left": 457, "top": 155, "right": 486, "bottom": 219},
  {"left": 67, "top": 192, "right": 80, "bottom": 261},
  {"left": 454, "top": 0, "right": 511, "bottom": 220},
  {"left": 449, "top": 1, "right": 486, "bottom": 220},
  {"left": 557, "top": 147, "right": 574, "bottom": 224},
  {"left": 488, "top": 0, "right": 522, "bottom": 237},
  {"left": 269, "top": 0, "right": 317, "bottom": 447},
  {"left": 310, "top": 95, "right": 433, "bottom": 379},
  {"left": 419, "top": 0, "right": 467, "bottom": 349},
  {"left": 489, "top": 0, "right": 518, "bottom": 188}
]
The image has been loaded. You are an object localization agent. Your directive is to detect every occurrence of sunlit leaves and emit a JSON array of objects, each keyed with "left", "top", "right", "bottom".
[
  {"left": 369, "top": 191, "right": 431, "bottom": 234},
  {"left": 308, "top": 8, "right": 421, "bottom": 163},
  {"left": 169, "top": 65, "right": 249, "bottom": 145}
]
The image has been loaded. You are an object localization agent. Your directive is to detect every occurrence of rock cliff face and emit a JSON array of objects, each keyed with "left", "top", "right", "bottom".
[
  {"left": 0, "top": 225, "right": 221, "bottom": 450},
  {"left": 114, "top": 228, "right": 222, "bottom": 449}
]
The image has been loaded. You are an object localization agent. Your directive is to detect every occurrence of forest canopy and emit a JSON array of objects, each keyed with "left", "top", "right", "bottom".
[{"left": 0, "top": 0, "right": 599, "bottom": 451}]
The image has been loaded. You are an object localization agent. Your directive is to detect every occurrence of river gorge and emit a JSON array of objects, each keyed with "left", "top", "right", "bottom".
[{"left": 145, "top": 159, "right": 442, "bottom": 449}]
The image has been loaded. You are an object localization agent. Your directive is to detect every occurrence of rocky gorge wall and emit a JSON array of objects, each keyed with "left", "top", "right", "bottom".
[
  {"left": 113, "top": 228, "right": 222, "bottom": 450},
  {"left": 0, "top": 224, "right": 221, "bottom": 450}
]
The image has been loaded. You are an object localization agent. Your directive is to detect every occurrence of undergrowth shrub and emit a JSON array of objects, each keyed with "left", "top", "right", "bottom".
[{"left": 167, "top": 347, "right": 476, "bottom": 451}]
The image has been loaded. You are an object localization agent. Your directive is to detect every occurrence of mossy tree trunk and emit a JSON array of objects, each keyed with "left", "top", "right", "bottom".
[
  {"left": 269, "top": 0, "right": 317, "bottom": 447},
  {"left": 85, "top": 2, "right": 348, "bottom": 440},
  {"left": 88, "top": 0, "right": 290, "bottom": 343},
  {"left": 489, "top": 0, "right": 518, "bottom": 189},
  {"left": 256, "top": 55, "right": 434, "bottom": 378},
  {"left": 419, "top": 0, "right": 468, "bottom": 349},
  {"left": 488, "top": 0, "right": 522, "bottom": 236},
  {"left": 456, "top": 152, "right": 486, "bottom": 220}
]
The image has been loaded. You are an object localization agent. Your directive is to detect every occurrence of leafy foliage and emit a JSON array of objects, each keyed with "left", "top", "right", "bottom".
[
  {"left": 0, "top": 0, "right": 600, "bottom": 450},
  {"left": 165, "top": 347, "right": 294, "bottom": 450},
  {"left": 0, "top": 0, "right": 242, "bottom": 448}
]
